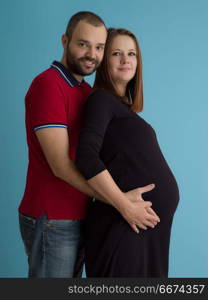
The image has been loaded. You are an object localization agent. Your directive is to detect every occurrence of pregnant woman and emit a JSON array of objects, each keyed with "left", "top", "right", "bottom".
[{"left": 76, "top": 28, "right": 179, "bottom": 277}]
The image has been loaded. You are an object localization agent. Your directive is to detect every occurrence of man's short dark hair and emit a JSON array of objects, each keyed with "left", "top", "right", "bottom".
[{"left": 65, "top": 11, "right": 106, "bottom": 41}]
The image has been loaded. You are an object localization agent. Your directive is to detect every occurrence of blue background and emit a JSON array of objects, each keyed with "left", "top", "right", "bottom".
[{"left": 0, "top": 0, "right": 207, "bottom": 277}]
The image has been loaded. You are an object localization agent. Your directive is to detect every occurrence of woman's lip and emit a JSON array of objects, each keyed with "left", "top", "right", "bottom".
[{"left": 118, "top": 68, "right": 131, "bottom": 71}]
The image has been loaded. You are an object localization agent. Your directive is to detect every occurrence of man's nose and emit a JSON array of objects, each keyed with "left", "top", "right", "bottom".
[{"left": 86, "top": 46, "right": 96, "bottom": 59}]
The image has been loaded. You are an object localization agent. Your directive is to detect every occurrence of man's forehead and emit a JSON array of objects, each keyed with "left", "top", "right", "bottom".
[{"left": 72, "top": 21, "right": 107, "bottom": 41}]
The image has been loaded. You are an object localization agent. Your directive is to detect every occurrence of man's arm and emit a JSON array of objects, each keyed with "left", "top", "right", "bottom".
[
  {"left": 36, "top": 127, "right": 159, "bottom": 233},
  {"left": 36, "top": 127, "right": 96, "bottom": 197},
  {"left": 35, "top": 127, "right": 157, "bottom": 200}
]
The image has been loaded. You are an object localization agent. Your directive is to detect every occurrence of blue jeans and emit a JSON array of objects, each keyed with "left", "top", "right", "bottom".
[{"left": 19, "top": 213, "right": 85, "bottom": 278}]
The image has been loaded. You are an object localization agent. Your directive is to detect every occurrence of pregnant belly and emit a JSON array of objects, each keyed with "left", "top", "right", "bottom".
[
  {"left": 108, "top": 152, "right": 180, "bottom": 218},
  {"left": 142, "top": 167, "right": 180, "bottom": 218}
]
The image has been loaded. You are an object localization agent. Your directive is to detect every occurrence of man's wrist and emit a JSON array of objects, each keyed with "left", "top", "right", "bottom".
[{"left": 113, "top": 194, "right": 131, "bottom": 215}]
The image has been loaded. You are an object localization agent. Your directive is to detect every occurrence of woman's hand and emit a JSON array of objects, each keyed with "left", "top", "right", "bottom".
[
  {"left": 121, "top": 200, "right": 159, "bottom": 233},
  {"left": 86, "top": 170, "right": 160, "bottom": 234},
  {"left": 124, "top": 184, "right": 160, "bottom": 233},
  {"left": 125, "top": 183, "right": 155, "bottom": 203}
]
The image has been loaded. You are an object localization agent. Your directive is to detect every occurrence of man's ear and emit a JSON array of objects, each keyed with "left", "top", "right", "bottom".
[{"left": 61, "top": 34, "right": 69, "bottom": 49}]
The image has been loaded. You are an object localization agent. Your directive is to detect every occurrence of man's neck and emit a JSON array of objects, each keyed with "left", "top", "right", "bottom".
[{"left": 60, "top": 58, "right": 83, "bottom": 83}]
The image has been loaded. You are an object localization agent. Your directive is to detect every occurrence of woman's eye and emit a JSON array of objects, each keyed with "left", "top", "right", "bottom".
[
  {"left": 129, "top": 52, "right": 136, "bottom": 56},
  {"left": 112, "top": 52, "right": 120, "bottom": 56}
]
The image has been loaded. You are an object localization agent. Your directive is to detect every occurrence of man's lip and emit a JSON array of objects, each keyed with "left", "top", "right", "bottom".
[{"left": 81, "top": 60, "right": 95, "bottom": 65}]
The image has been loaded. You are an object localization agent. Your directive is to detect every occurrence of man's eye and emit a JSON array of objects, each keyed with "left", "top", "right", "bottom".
[
  {"left": 112, "top": 52, "right": 120, "bottom": 56},
  {"left": 129, "top": 52, "right": 136, "bottom": 56},
  {"left": 78, "top": 42, "right": 86, "bottom": 47},
  {"left": 96, "top": 45, "right": 104, "bottom": 51}
]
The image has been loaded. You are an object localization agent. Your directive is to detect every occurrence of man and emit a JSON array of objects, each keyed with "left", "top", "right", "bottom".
[{"left": 19, "top": 11, "right": 159, "bottom": 278}]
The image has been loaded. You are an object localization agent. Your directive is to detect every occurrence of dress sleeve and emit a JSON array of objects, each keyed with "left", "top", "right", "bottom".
[{"left": 76, "top": 90, "right": 115, "bottom": 180}]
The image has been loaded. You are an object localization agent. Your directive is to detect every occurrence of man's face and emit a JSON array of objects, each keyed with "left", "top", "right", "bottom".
[{"left": 64, "top": 20, "right": 107, "bottom": 78}]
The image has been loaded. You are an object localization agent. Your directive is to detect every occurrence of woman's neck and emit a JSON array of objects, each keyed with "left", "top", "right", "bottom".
[{"left": 114, "top": 82, "right": 127, "bottom": 97}]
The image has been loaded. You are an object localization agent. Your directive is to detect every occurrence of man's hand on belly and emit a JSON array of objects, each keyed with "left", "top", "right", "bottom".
[{"left": 125, "top": 184, "right": 160, "bottom": 228}]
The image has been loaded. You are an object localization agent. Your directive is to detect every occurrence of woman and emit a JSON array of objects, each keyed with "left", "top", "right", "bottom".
[{"left": 76, "top": 28, "right": 179, "bottom": 277}]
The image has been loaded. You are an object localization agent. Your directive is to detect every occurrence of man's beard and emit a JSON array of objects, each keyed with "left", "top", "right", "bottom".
[{"left": 66, "top": 48, "right": 100, "bottom": 77}]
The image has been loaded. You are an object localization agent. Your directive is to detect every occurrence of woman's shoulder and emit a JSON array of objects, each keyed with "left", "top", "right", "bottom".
[{"left": 87, "top": 88, "right": 118, "bottom": 106}]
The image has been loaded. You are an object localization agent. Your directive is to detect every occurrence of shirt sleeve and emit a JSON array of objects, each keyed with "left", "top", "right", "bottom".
[
  {"left": 76, "top": 89, "right": 115, "bottom": 180},
  {"left": 27, "top": 75, "right": 68, "bottom": 131}
]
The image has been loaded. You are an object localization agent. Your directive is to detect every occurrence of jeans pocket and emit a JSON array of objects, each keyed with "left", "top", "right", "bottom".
[{"left": 46, "top": 220, "right": 83, "bottom": 243}]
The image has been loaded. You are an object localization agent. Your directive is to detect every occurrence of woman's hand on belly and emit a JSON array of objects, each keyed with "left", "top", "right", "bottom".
[
  {"left": 122, "top": 200, "right": 160, "bottom": 233},
  {"left": 125, "top": 184, "right": 160, "bottom": 226}
]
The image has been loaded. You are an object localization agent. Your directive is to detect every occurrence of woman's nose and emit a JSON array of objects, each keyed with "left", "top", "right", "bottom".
[{"left": 121, "top": 54, "right": 130, "bottom": 64}]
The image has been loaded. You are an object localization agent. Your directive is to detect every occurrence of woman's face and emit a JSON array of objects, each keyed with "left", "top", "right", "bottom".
[{"left": 108, "top": 35, "right": 137, "bottom": 88}]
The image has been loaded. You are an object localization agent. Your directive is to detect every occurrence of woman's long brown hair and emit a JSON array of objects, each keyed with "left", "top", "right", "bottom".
[{"left": 94, "top": 28, "right": 143, "bottom": 113}]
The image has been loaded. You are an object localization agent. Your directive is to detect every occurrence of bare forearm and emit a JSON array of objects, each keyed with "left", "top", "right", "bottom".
[
  {"left": 87, "top": 169, "right": 129, "bottom": 213},
  {"left": 35, "top": 127, "right": 109, "bottom": 202},
  {"left": 54, "top": 158, "right": 107, "bottom": 202}
]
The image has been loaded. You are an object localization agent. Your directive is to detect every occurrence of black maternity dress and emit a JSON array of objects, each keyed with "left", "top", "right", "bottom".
[{"left": 76, "top": 89, "right": 179, "bottom": 277}]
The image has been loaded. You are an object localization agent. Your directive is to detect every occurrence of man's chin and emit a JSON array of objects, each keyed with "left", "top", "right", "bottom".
[{"left": 81, "top": 68, "right": 96, "bottom": 76}]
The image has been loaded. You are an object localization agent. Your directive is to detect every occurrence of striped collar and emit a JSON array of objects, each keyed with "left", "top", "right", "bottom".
[{"left": 51, "top": 61, "right": 83, "bottom": 87}]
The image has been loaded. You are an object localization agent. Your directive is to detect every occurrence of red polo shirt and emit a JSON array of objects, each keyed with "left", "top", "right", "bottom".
[{"left": 19, "top": 61, "right": 92, "bottom": 219}]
